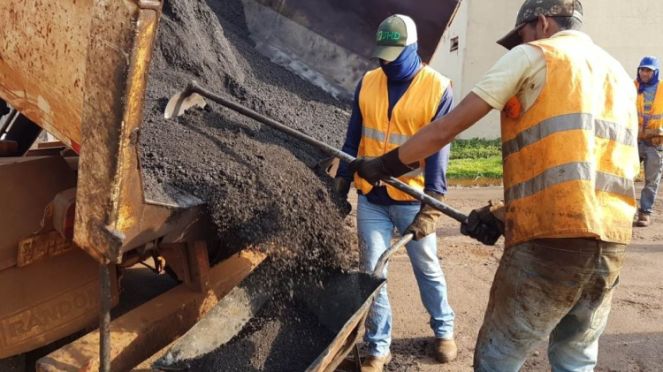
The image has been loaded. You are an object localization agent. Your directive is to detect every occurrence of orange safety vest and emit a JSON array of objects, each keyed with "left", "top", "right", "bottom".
[
  {"left": 500, "top": 33, "right": 639, "bottom": 247},
  {"left": 355, "top": 65, "right": 449, "bottom": 201},
  {"left": 636, "top": 82, "right": 663, "bottom": 145}
]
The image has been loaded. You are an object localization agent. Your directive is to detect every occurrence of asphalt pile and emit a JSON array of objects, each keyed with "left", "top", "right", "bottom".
[
  {"left": 187, "top": 297, "right": 336, "bottom": 371},
  {"left": 140, "top": 0, "right": 356, "bottom": 272},
  {"left": 140, "top": 1, "right": 362, "bottom": 367}
]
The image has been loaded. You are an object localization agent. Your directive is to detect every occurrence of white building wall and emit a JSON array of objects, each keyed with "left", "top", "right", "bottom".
[
  {"left": 431, "top": 0, "right": 663, "bottom": 139},
  {"left": 429, "top": 0, "right": 469, "bottom": 99},
  {"left": 583, "top": 1, "right": 663, "bottom": 75}
]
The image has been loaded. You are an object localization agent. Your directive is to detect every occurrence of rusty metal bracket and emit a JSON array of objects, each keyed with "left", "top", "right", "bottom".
[
  {"left": 17, "top": 231, "right": 74, "bottom": 267},
  {"left": 37, "top": 251, "right": 266, "bottom": 372},
  {"left": 187, "top": 241, "right": 210, "bottom": 293},
  {"left": 160, "top": 241, "right": 210, "bottom": 292},
  {"left": 160, "top": 243, "right": 190, "bottom": 282},
  {"left": 138, "top": 0, "right": 162, "bottom": 11}
]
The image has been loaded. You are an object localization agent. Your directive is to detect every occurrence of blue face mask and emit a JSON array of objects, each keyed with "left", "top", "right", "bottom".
[
  {"left": 379, "top": 43, "right": 421, "bottom": 82},
  {"left": 637, "top": 69, "right": 659, "bottom": 93}
]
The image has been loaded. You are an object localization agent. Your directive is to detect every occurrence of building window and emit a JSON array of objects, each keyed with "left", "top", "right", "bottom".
[{"left": 450, "top": 36, "right": 459, "bottom": 52}]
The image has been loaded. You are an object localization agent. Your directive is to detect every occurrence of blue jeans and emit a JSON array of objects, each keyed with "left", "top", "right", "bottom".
[
  {"left": 474, "top": 238, "right": 625, "bottom": 372},
  {"left": 357, "top": 195, "right": 455, "bottom": 357},
  {"left": 639, "top": 141, "right": 663, "bottom": 214}
]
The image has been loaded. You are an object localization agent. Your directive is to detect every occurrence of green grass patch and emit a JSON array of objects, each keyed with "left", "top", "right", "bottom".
[
  {"left": 450, "top": 138, "right": 501, "bottom": 160},
  {"left": 447, "top": 155, "right": 503, "bottom": 179},
  {"left": 448, "top": 139, "right": 503, "bottom": 181}
]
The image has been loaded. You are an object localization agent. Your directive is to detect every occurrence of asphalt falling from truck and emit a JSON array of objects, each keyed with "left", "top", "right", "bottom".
[
  {"left": 140, "top": 0, "right": 360, "bottom": 368},
  {"left": 141, "top": 0, "right": 355, "bottom": 271}
]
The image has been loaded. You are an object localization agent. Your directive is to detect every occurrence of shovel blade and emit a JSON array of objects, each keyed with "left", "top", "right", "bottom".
[{"left": 164, "top": 90, "right": 207, "bottom": 119}]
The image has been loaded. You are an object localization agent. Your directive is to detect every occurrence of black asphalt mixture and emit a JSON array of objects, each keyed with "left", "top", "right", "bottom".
[
  {"left": 187, "top": 298, "right": 336, "bottom": 372},
  {"left": 140, "top": 0, "right": 354, "bottom": 270},
  {"left": 177, "top": 271, "right": 381, "bottom": 372},
  {"left": 140, "top": 0, "right": 361, "bottom": 369}
]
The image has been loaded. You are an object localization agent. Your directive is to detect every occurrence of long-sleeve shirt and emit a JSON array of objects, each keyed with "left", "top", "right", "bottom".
[{"left": 337, "top": 73, "right": 453, "bottom": 205}]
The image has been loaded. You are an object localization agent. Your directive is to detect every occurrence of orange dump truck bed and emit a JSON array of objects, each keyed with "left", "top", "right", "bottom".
[
  {"left": 0, "top": 0, "right": 217, "bottom": 360},
  {"left": 0, "top": 0, "right": 203, "bottom": 264}
]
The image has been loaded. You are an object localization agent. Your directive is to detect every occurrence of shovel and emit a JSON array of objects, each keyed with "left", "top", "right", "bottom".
[
  {"left": 164, "top": 81, "right": 468, "bottom": 223},
  {"left": 297, "top": 232, "right": 414, "bottom": 334},
  {"left": 372, "top": 233, "right": 413, "bottom": 278}
]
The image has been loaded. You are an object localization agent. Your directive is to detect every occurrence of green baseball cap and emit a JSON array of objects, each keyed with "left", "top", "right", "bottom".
[
  {"left": 372, "top": 14, "right": 418, "bottom": 62},
  {"left": 497, "top": 0, "right": 583, "bottom": 50}
]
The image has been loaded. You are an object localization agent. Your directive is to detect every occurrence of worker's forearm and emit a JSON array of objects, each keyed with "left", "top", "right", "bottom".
[{"left": 399, "top": 92, "right": 493, "bottom": 164}]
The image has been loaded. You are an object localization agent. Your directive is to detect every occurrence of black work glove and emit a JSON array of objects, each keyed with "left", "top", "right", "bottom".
[
  {"left": 405, "top": 191, "right": 445, "bottom": 240},
  {"left": 333, "top": 176, "right": 351, "bottom": 197},
  {"left": 350, "top": 148, "right": 416, "bottom": 185},
  {"left": 0, "top": 101, "right": 9, "bottom": 117},
  {"left": 332, "top": 176, "right": 352, "bottom": 216},
  {"left": 460, "top": 200, "right": 505, "bottom": 246}
]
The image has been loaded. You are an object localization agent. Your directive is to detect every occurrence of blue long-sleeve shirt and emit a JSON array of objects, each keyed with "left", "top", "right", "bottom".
[{"left": 337, "top": 73, "right": 453, "bottom": 205}]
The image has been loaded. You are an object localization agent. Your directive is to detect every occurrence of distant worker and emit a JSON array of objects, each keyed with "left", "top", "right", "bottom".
[
  {"left": 635, "top": 56, "right": 662, "bottom": 227},
  {"left": 352, "top": 1, "right": 639, "bottom": 371},
  {"left": 333, "top": 14, "right": 456, "bottom": 371}
]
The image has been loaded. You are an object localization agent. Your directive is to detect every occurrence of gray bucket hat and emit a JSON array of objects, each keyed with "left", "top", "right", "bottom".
[{"left": 497, "top": 0, "right": 583, "bottom": 50}]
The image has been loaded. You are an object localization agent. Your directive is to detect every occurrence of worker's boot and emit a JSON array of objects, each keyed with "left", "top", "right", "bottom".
[
  {"left": 636, "top": 212, "right": 651, "bottom": 227},
  {"left": 361, "top": 353, "right": 391, "bottom": 372},
  {"left": 434, "top": 338, "right": 458, "bottom": 363}
]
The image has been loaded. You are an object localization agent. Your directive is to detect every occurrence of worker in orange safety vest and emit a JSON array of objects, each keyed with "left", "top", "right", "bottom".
[
  {"left": 351, "top": 0, "right": 639, "bottom": 370},
  {"left": 333, "top": 14, "right": 458, "bottom": 372},
  {"left": 634, "top": 55, "right": 663, "bottom": 227}
]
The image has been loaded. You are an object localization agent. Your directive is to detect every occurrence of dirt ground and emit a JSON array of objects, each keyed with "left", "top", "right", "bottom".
[{"left": 346, "top": 185, "right": 663, "bottom": 372}]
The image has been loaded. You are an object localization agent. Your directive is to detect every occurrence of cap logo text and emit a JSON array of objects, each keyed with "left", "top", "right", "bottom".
[{"left": 377, "top": 31, "right": 401, "bottom": 42}]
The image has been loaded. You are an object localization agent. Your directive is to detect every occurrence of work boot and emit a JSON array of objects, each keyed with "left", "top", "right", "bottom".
[
  {"left": 434, "top": 338, "right": 458, "bottom": 363},
  {"left": 361, "top": 353, "right": 391, "bottom": 372},
  {"left": 636, "top": 212, "right": 651, "bottom": 227}
]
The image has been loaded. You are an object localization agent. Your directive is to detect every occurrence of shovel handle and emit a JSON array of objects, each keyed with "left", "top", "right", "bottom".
[
  {"left": 185, "top": 81, "right": 468, "bottom": 223},
  {"left": 372, "top": 234, "right": 414, "bottom": 278}
]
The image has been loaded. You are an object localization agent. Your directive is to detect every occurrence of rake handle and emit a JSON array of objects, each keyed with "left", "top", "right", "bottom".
[{"left": 185, "top": 81, "right": 468, "bottom": 223}]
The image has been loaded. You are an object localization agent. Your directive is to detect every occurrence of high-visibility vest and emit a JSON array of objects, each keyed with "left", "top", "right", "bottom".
[
  {"left": 636, "top": 82, "right": 663, "bottom": 145},
  {"left": 500, "top": 33, "right": 639, "bottom": 247},
  {"left": 355, "top": 65, "right": 449, "bottom": 201}
]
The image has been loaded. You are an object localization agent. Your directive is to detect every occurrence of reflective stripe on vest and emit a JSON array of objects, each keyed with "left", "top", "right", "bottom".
[
  {"left": 500, "top": 33, "right": 639, "bottom": 247},
  {"left": 502, "top": 113, "right": 636, "bottom": 157},
  {"left": 361, "top": 127, "right": 413, "bottom": 146},
  {"left": 505, "top": 162, "right": 634, "bottom": 201},
  {"left": 636, "top": 83, "right": 663, "bottom": 141},
  {"left": 355, "top": 66, "right": 449, "bottom": 201}
]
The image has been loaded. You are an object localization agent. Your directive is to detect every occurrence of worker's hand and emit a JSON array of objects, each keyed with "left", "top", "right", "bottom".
[
  {"left": 460, "top": 200, "right": 505, "bottom": 245},
  {"left": 349, "top": 157, "right": 384, "bottom": 186},
  {"left": 350, "top": 148, "right": 415, "bottom": 185},
  {"left": 405, "top": 191, "right": 445, "bottom": 240},
  {"left": 332, "top": 177, "right": 352, "bottom": 216},
  {"left": 0, "top": 101, "right": 9, "bottom": 117}
]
